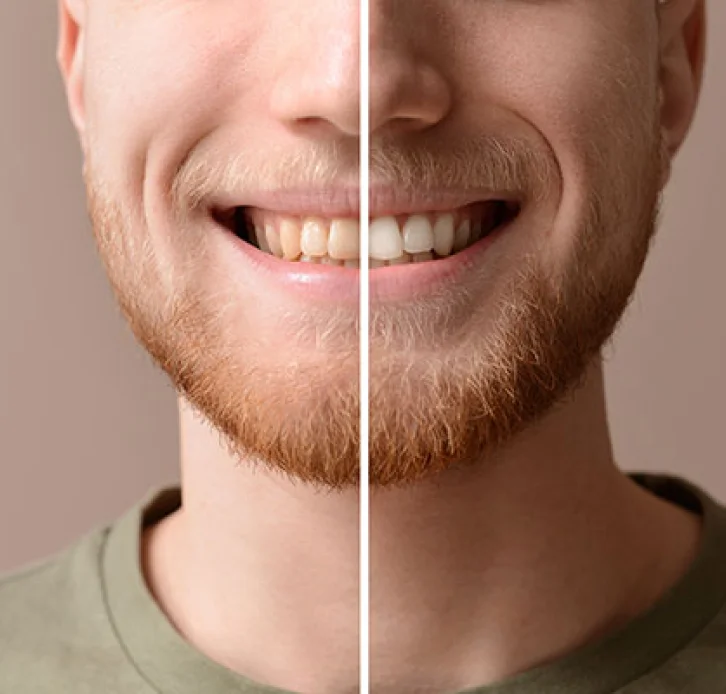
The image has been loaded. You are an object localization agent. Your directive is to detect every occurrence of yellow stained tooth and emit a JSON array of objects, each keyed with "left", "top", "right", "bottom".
[
  {"left": 344, "top": 259, "right": 360, "bottom": 269},
  {"left": 299, "top": 255, "right": 320, "bottom": 263},
  {"left": 433, "top": 214, "right": 455, "bottom": 256},
  {"left": 402, "top": 215, "right": 435, "bottom": 253},
  {"left": 320, "top": 256, "right": 343, "bottom": 266},
  {"left": 369, "top": 258, "right": 386, "bottom": 269},
  {"left": 265, "top": 223, "right": 283, "bottom": 258},
  {"left": 328, "top": 219, "right": 360, "bottom": 260},
  {"left": 256, "top": 226, "right": 270, "bottom": 253},
  {"left": 453, "top": 220, "right": 471, "bottom": 252},
  {"left": 412, "top": 252, "right": 434, "bottom": 263},
  {"left": 280, "top": 219, "right": 302, "bottom": 260},
  {"left": 300, "top": 218, "right": 329, "bottom": 257}
]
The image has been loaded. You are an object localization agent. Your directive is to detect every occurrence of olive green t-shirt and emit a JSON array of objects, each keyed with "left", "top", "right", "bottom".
[{"left": 2, "top": 474, "right": 726, "bottom": 693}]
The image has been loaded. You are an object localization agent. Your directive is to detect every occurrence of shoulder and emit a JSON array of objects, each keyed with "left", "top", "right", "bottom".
[
  {"left": 0, "top": 526, "right": 153, "bottom": 693},
  {"left": 621, "top": 603, "right": 726, "bottom": 692}
]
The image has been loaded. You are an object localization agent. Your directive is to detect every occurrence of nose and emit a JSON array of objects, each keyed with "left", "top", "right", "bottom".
[
  {"left": 269, "top": 2, "right": 452, "bottom": 139},
  {"left": 268, "top": 5, "right": 361, "bottom": 138},
  {"left": 368, "top": 3, "right": 452, "bottom": 137}
]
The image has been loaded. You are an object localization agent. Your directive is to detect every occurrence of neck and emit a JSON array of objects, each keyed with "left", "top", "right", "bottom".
[{"left": 143, "top": 359, "right": 700, "bottom": 694}]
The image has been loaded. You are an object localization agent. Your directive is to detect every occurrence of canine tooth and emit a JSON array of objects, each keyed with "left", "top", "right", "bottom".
[
  {"left": 369, "top": 217, "right": 404, "bottom": 260},
  {"left": 453, "top": 220, "right": 471, "bottom": 252},
  {"left": 300, "top": 218, "right": 329, "bottom": 257},
  {"left": 412, "top": 252, "right": 434, "bottom": 263},
  {"left": 265, "top": 223, "right": 284, "bottom": 258},
  {"left": 402, "top": 215, "right": 434, "bottom": 253},
  {"left": 328, "top": 219, "right": 360, "bottom": 260},
  {"left": 280, "top": 219, "right": 302, "bottom": 260},
  {"left": 433, "top": 214, "right": 455, "bottom": 256}
]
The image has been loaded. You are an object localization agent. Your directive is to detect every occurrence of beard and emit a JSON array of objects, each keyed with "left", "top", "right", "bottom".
[{"left": 84, "top": 103, "right": 667, "bottom": 491}]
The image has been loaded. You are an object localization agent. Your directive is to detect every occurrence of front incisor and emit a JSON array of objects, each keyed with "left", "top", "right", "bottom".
[{"left": 328, "top": 219, "right": 360, "bottom": 260}]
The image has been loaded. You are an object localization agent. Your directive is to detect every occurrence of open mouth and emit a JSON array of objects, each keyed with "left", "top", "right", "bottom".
[{"left": 213, "top": 200, "right": 521, "bottom": 268}]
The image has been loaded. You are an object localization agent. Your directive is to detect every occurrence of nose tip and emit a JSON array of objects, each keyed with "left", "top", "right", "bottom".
[
  {"left": 369, "top": 58, "right": 452, "bottom": 136},
  {"left": 268, "top": 25, "right": 361, "bottom": 138},
  {"left": 268, "top": 7, "right": 452, "bottom": 140}
]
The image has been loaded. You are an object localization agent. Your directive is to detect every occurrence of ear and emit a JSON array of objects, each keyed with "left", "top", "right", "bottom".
[
  {"left": 658, "top": 0, "right": 706, "bottom": 158},
  {"left": 57, "top": 0, "right": 88, "bottom": 146}
]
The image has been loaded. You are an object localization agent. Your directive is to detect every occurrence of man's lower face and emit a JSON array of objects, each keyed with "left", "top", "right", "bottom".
[{"left": 85, "top": 115, "right": 665, "bottom": 490}]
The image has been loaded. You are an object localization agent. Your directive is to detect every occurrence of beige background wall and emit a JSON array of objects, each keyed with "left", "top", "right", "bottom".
[{"left": 1, "top": 4, "right": 724, "bottom": 571}]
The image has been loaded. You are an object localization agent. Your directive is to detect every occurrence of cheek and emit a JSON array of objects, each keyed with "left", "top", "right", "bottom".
[
  {"left": 82, "top": 5, "right": 266, "bottom": 194},
  {"left": 455, "top": 5, "right": 659, "bottom": 171},
  {"left": 451, "top": 5, "right": 660, "bottom": 259}
]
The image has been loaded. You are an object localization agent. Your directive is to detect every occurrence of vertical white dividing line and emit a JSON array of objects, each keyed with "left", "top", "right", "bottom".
[{"left": 359, "top": 0, "right": 371, "bottom": 688}]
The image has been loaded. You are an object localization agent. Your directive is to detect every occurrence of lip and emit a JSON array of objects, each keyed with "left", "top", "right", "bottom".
[
  {"left": 213, "top": 210, "right": 519, "bottom": 305},
  {"left": 209, "top": 185, "right": 523, "bottom": 220}
]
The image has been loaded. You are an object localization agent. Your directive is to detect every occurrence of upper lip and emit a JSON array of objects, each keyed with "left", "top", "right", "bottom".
[{"left": 209, "top": 185, "right": 524, "bottom": 219}]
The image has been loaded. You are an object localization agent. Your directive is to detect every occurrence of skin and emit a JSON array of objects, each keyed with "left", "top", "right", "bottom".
[{"left": 58, "top": 0, "right": 706, "bottom": 692}]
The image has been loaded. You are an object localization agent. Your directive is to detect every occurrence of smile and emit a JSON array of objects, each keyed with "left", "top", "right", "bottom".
[
  {"left": 213, "top": 201, "right": 520, "bottom": 269},
  {"left": 207, "top": 190, "right": 525, "bottom": 304}
]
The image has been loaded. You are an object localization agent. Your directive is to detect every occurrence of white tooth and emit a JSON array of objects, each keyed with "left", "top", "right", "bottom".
[
  {"left": 388, "top": 253, "right": 412, "bottom": 266},
  {"left": 344, "top": 259, "right": 360, "bottom": 269},
  {"left": 432, "top": 214, "right": 455, "bottom": 256},
  {"left": 402, "top": 215, "right": 434, "bottom": 253},
  {"left": 280, "top": 219, "right": 302, "bottom": 260},
  {"left": 369, "top": 217, "right": 404, "bottom": 260},
  {"left": 328, "top": 219, "right": 360, "bottom": 260},
  {"left": 412, "top": 252, "right": 434, "bottom": 263},
  {"left": 369, "top": 259, "right": 386, "bottom": 269},
  {"left": 453, "top": 219, "right": 471, "bottom": 252},
  {"left": 300, "top": 218, "right": 329, "bottom": 257},
  {"left": 265, "top": 223, "right": 284, "bottom": 258},
  {"left": 256, "top": 226, "right": 270, "bottom": 253}
]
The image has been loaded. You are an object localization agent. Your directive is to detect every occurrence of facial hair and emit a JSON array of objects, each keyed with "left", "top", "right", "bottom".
[{"left": 84, "top": 104, "right": 667, "bottom": 491}]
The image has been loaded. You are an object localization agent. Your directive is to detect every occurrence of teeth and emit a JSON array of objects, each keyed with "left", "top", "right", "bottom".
[
  {"left": 280, "top": 218, "right": 302, "bottom": 260},
  {"left": 255, "top": 226, "right": 270, "bottom": 253},
  {"left": 471, "top": 219, "right": 483, "bottom": 243},
  {"left": 265, "top": 223, "right": 284, "bottom": 258},
  {"left": 369, "top": 217, "right": 404, "bottom": 260},
  {"left": 300, "top": 218, "right": 329, "bottom": 257},
  {"left": 433, "top": 214, "right": 455, "bottom": 256},
  {"left": 453, "top": 220, "right": 471, "bottom": 253},
  {"left": 402, "top": 215, "right": 435, "bottom": 254},
  {"left": 242, "top": 204, "right": 510, "bottom": 266},
  {"left": 328, "top": 219, "right": 360, "bottom": 260},
  {"left": 412, "top": 251, "right": 434, "bottom": 263},
  {"left": 388, "top": 253, "right": 412, "bottom": 266}
]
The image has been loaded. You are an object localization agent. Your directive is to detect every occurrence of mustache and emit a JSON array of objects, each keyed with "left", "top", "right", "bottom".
[{"left": 172, "top": 133, "right": 558, "bottom": 215}]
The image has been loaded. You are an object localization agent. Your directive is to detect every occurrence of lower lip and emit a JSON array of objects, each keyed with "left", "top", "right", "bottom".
[{"left": 217, "top": 219, "right": 514, "bottom": 304}]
